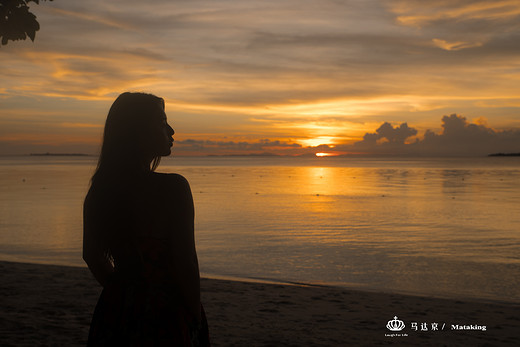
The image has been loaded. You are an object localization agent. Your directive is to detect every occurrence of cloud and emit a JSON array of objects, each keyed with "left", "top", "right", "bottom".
[
  {"left": 352, "top": 114, "right": 520, "bottom": 156},
  {"left": 388, "top": 0, "right": 520, "bottom": 58},
  {"left": 389, "top": 0, "right": 520, "bottom": 27},
  {"left": 0, "top": 0, "right": 519, "bottom": 156},
  {"left": 360, "top": 122, "right": 418, "bottom": 145},
  {"left": 0, "top": 133, "right": 99, "bottom": 146},
  {"left": 173, "top": 114, "right": 519, "bottom": 157},
  {"left": 2, "top": 0, "right": 518, "bottom": 108},
  {"left": 432, "top": 38, "right": 483, "bottom": 51},
  {"left": 48, "top": 7, "right": 134, "bottom": 31},
  {"left": 60, "top": 122, "right": 103, "bottom": 128},
  {"left": 174, "top": 138, "right": 302, "bottom": 155}
]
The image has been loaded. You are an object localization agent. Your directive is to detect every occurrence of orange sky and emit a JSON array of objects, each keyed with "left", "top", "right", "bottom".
[{"left": 0, "top": 0, "right": 519, "bottom": 156}]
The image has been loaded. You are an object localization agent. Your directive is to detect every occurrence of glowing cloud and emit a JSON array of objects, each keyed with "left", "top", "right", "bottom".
[
  {"left": 432, "top": 38, "right": 483, "bottom": 51},
  {"left": 392, "top": 0, "right": 520, "bottom": 27}
]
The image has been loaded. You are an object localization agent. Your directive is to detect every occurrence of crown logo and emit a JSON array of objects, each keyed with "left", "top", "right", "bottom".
[{"left": 386, "top": 316, "right": 405, "bottom": 331}]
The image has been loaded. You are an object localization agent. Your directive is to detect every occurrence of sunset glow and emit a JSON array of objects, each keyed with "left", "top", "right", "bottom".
[
  {"left": 315, "top": 153, "right": 335, "bottom": 157},
  {"left": 0, "top": 0, "right": 519, "bottom": 156}
]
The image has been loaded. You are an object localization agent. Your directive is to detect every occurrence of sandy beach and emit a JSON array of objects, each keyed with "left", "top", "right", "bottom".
[{"left": 1, "top": 260, "right": 519, "bottom": 346}]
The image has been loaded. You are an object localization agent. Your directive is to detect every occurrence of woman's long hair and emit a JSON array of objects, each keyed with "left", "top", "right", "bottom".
[
  {"left": 88, "top": 92, "right": 165, "bottom": 265},
  {"left": 92, "top": 92, "right": 165, "bottom": 185}
]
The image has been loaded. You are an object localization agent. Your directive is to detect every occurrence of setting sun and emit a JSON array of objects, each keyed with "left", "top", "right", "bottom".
[{"left": 315, "top": 152, "right": 335, "bottom": 157}]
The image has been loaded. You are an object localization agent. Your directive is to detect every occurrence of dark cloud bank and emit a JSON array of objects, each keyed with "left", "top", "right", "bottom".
[
  {"left": 176, "top": 114, "right": 520, "bottom": 157},
  {"left": 350, "top": 114, "right": 520, "bottom": 156}
]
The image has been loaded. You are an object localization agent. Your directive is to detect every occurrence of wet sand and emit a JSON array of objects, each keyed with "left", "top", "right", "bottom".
[{"left": 1, "top": 260, "right": 519, "bottom": 346}]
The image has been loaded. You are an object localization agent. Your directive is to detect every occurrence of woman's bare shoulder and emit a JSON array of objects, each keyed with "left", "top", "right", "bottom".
[
  {"left": 151, "top": 172, "right": 191, "bottom": 192},
  {"left": 151, "top": 173, "right": 193, "bottom": 216}
]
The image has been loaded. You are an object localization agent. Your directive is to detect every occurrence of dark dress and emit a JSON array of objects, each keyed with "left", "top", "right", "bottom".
[{"left": 87, "top": 236, "right": 210, "bottom": 346}]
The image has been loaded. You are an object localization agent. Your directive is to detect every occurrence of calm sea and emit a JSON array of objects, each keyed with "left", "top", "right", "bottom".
[{"left": 1, "top": 155, "right": 519, "bottom": 303}]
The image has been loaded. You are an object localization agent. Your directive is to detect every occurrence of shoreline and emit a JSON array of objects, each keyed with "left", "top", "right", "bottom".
[
  {"left": 2, "top": 260, "right": 519, "bottom": 346},
  {"left": 2, "top": 256, "right": 517, "bottom": 306},
  {"left": 202, "top": 273, "right": 520, "bottom": 307},
  {"left": 2, "top": 256, "right": 519, "bottom": 306}
]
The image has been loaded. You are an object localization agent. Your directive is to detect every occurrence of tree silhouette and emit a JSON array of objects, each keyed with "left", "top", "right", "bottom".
[{"left": 0, "top": 0, "right": 53, "bottom": 46}]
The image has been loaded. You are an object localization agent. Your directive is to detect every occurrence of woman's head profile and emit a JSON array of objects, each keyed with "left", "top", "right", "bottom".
[{"left": 93, "top": 92, "right": 174, "bottom": 180}]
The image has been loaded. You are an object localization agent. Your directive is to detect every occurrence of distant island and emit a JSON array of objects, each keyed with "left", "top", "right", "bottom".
[
  {"left": 29, "top": 153, "right": 90, "bottom": 157},
  {"left": 488, "top": 152, "right": 520, "bottom": 157}
]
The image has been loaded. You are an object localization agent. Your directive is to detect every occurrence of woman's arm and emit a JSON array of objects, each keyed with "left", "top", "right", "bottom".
[
  {"left": 83, "top": 191, "right": 114, "bottom": 287},
  {"left": 166, "top": 174, "right": 202, "bottom": 322}
]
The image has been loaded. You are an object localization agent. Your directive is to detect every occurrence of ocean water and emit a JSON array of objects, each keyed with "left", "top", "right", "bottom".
[{"left": 0, "top": 155, "right": 519, "bottom": 303}]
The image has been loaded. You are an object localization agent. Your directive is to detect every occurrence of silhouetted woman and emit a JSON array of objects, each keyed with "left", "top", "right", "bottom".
[{"left": 83, "top": 92, "right": 210, "bottom": 346}]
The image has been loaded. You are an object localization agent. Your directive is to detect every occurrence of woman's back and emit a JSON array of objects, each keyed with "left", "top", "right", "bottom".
[
  {"left": 85, "top": 172, "right": 193, "bottom": 275},
  {"left": 85, "top": 173, "right": 209, "bottom": 346}
]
